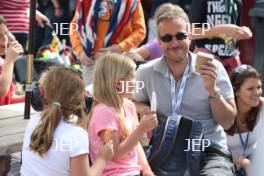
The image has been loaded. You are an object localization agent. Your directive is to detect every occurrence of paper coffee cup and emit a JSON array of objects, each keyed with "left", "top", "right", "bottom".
[{"left": 195, "top": 51, "right": 214, "bottom": 73}]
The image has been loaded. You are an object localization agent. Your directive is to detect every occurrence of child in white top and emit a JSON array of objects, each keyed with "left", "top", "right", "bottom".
[{"left": 21, "top": 67, "right": 114, "bottom": 176}]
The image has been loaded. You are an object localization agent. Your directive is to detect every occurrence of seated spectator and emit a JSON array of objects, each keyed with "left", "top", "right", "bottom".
[
  {"left": 88, "top": 53, "right": 157, "bottom": 176},
  {"left": 21, "top": 66, "right": 114, "bottom": 176},
  {"left": 133, "top": 3, "right": 237, "bottom": 175},
  {"left": 226, "top": 65, "right": 264, "bottom": 175},
  {"left": 0, "top": 16, "right": 23, "bottom": 105}
]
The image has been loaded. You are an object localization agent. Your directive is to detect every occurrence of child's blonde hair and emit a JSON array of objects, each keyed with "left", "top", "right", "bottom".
[
  {"left": 92, "top": 53, "right": 136, "bottom": 137},
  {"left": 30, "top": 67, "right": 86, "bottom": 156}
]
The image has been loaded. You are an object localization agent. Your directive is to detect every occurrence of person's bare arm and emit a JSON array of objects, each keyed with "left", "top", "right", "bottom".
[
  {"left": 135, "top": 46, "right": 151, "bottom": 60},
  {"left": 71, "top": 154, "right": 101, "bottom": 176},
  {"left": 51, "top": 0, "right": 64, "bottom": 17},
  {"left": 134, "top": 109, "right": 153, "bottom": 175},
  {"left": 0, "top": 41, "right": 23, "bottom": 96},
  {"left": 199, "top": 61, "right": 236, "bottom": 129},
  {"left": 135, "top": 143, "right": 154, "bottom": 176},
  {"left": 210, "top": 97, "right": 236, "bottom": 129},
  {"left": 190, "top": 24, "right": 252, "bottom": 41},
  {"left": 36, "top": 10, "right": 49, "bottom": 27},
  {"left": 50, "top": 0, "right": 60, "bottom": 9},
  {"left": 70, "top": 141, "right": 114, "bottom": 176},
  {"left": 0, "top": 59, "right": 14, "bottom": 96},
  {"left": 101, "top": 114, "right": 157, "bottom": 161}
]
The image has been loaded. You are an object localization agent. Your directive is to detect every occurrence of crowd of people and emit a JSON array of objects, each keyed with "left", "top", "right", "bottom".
[{"left": 0, "top": 0, "right": 264, "bottom": 176}]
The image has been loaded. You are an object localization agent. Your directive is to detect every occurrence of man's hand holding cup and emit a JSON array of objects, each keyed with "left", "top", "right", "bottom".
[{"left": 195, "top": 52, "right": 218, "bottom": 95}]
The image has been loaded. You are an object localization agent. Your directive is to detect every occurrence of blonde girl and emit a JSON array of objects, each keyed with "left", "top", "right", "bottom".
[
  {"left": 21, "top": 67, "right": 113, "bottom": 176},
  {"left": 89, "top": 53, "right": 157, "bottom": 176}
]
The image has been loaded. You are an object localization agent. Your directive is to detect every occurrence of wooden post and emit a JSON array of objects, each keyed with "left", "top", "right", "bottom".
[{"left": 24, "top": 0, "right": 36, "bottom": 119}]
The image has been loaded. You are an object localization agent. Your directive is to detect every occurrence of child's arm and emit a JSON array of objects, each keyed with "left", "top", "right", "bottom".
[
  {"left": 101, "top": 114, "right": 157, "bottom": 161},
  {"left": 0, "top": 58, "right": 14, "bottom": 95},
  {"left": 0, "top": 41, "right": 23, "bottom": 96},
  {"left": 135, "top": 143, "right": 154, "bottom": 176},
  {"left": 71, "top": 153, "right": 96, "bottom": 176},
  {"left": 70, "top": 141, "right": 114, "bottom": 176}
]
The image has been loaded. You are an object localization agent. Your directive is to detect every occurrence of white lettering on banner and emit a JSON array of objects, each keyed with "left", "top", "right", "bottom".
[
  {"left": 207, "top": 14, "right": 231, "bottom": 26},
  {"left": 205, "top": 44, "right": 235, "bottom": 56},
  {"left": 207, "top": 1, "right": 226, "bottom": 13},
  {"left": 206, "top": 0, "right": 235, "bottom": 26}
]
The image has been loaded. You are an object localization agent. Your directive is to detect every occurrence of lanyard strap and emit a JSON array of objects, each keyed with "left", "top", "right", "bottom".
[
  {"left": 238, "top": 132, "right": 249, "bottom": 157},
  {"left": 170, "top": 59, "right": 190, "bottom": 115}
]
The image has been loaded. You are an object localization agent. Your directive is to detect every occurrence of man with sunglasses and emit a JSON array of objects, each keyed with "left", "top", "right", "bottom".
[{"left": 133, "top": 3, "right": 237, "bottom": 176}]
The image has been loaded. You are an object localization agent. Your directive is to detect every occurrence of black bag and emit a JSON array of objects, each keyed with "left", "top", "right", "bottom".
[{"left": 147, "top": 114, "right": 204, "bottom": 176}]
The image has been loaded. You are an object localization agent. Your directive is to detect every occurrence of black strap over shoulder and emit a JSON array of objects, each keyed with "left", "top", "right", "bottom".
[{"left": 187, "top": 121, "right": 203, "bottom": 176}]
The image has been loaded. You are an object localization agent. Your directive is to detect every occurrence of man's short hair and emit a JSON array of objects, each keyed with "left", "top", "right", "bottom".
[
  {"left": 154, "top": 3, "right": 190, "bottom": 33},
  {"left": 0, "top": 15, "right": 6, "bottom": 25}
]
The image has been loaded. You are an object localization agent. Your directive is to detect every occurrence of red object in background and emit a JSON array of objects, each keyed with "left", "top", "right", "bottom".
[
  {"left": 0, "top": 83, "right": 25, "bottom": 106},
  {"left": 239, "top": 0, "right": 256, "bottom": 65},
  {"left": 10, "top": 95, "right": 25, "bottom": 104},
  {"left": 0, "top": 83, "right": 14, "bottom": 106}
]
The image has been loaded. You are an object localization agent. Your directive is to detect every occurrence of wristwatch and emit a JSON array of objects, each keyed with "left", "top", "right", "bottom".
[{"left": 209, "top": 89, "right": 222, "bottom": 99}]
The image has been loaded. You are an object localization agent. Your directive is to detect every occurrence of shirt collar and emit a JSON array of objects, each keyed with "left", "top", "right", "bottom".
[{"left": 153, "top": 52, "right": 198, "bottom": 79}]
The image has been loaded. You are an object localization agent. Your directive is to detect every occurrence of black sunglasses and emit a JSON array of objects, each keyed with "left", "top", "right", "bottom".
[{"left": 159, "top": 32, "right": 188, "bottom": 42}]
